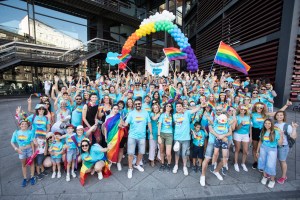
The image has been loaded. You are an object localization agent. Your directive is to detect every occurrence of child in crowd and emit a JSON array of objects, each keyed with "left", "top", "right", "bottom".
[
  {"left": 49, "top": 132, "right": 64, "bottom": 178},
  {"left": 191, "top": 122, "right": 207, "bottom": 173},
  {"left": 34, "top": 131, "right": 48, "bottom": 180}
]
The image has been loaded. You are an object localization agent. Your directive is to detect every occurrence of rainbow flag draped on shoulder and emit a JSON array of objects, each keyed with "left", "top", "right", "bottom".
[
  {"left": 213, "top": 41, "right": 251, "bottom": 75},
  {"left": 163, "top": 47, "right": 187, "bottom": 61},
  {"left": 105, "top": 113, "right": 124, "bottom": 163}
]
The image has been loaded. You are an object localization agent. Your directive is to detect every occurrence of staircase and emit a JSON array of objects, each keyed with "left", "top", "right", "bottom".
[{"left": 0, "top": 38, "right": 163, "bottom": 70}]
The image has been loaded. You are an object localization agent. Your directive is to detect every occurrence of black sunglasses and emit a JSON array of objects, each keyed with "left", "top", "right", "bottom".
[
  {"left": 135, "top": 103, "right": 141, "bottom": 106},
  {"left": 75, "top": 98, "right": 82, "bottom": 100},
  {"left": 82, "top": 144, "right": 89, "bottom": 147}
]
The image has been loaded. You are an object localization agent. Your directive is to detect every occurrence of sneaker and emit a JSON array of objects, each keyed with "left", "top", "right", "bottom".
[
  {"left": 241, "top": 164, "right": 248, "bottom": 172},
  {"left": 51, "top": 172, "right": 56, "bottom": 179},
  {"left": 37, "top": 174, "right": 43, "bottom": 180},
  {"left": 173, "top": 165, "right": 178, "bottom": 174},
  {"left": 213, "top": 171, "right": 223, "bottom": 181},
  {"left": 71, "top": 171, "right": 76, "bottom": 178},
  {"left": 117, "top": 163, "right": 122, "bottom": 171},
  {"left": 252, "top": 162, "right": 258, "bottom": 169},
  {"left": 166, "top": 164, "right": 171, "bottom": 173},
  {"left": 261, "top": 176, "right": 268, "bottom": 185},
  {"left": 277, "top": 177, "right": 287, "bottom": 184},
  {"left": 221, "top": 167, "right": 227, "bottom": 176},
  {"left": 30, "top": 177, "right": 36, "bottom": 185},
  {"left": 98, "top": 172, "right": 103, "bottom": 180},
  {"left": 133, "top": 165, "right": 144, "bottom": 172},
  {"left": 159, "top": 164, "right": 165, "bottom": 172},
  {"left": 127, "top": 168, "right": 133, "bottom": 179},
  {"left": 200, "top": 176, "right": 205, "bottom": 186},
  {"left": 66, "top": 173, "right": 70, "bottom": 182},
  {"left": 192, "top": 165, "right": 197, "bottom": 173},
  {"left": 234, "top": 163, "right": 240, "bottom": 172},
  {"left": 41, "top": 171, "right": 48, "bottom": 176},
  {"left": 57, "top": 172, "right": 61, "bottom": 178},
  {"left": 258, "top": 169, "right": 264, "bottom": 173},
  {"left": 209, "top": 164, "right": 215, "bottom": 173},
  {"left": 268, "top": 180, "right": 275, "bottom": 188},
  {"left": 199, "top": 165, "right": 202, "bottom": 173},
  {"left": 21, "top": 179, "right": 27, "bottom": 187},
  {"left": 232, "top": 145, "right": 236, "bottom": 153},
  {"left": 183, "top": 167, "right": 189, "bottom": 176}
]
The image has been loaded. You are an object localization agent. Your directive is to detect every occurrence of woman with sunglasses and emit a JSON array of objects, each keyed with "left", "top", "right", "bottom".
[
  {"left": 148, "top": 103, "right": 161, "bottom": 167},
  {"left": 273, "top": 111, "right": 298, "bottom": 184},
  {"left": 257, "top": 119, "right": 283, "bottom": 188},
  {"left": 157, "top": 103, "right": 174, "bottom": 172},
  {"left": 79, "top": 138, "right": 110, "bottom": 185},
  {"left": 216, "top": 92, "right": 229, "bottom": 113},
  {"left": 232, "top": 96, "right": 241, "bottom": 109},
  {"left": 259, "top": 86, "right": 274, "bottom": 113},
  {"left": 233, "top": 105, "right": 251, "bottom": 172}
]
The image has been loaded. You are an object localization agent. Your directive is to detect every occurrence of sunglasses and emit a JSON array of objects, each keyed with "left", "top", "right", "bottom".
[
  {"left": 216, "top": 109, "right": 223, "bottom": 111},
  {"left": 252, "top": 92, "right": 258, "bottom": 94},
  {"left": 45, "top": 103, "right": 50, "bottom": 105},
  {"left": 75, "top": 98, "right": 82, "bottom": 100},
  {"left": 82, "top": 144, "right": 89, "bottom": 147},
  {"left": 261, "top": 89, "right": 266, "bottom": 90},
  {"left": 38, "top": 108, "right": 45, "bottom": 110},
  {"left": 228, "top": 110, "right": 234, "bottom": 112},
  {"left": 135, "top": 103, "right": 141, "bottom": 106},
  {"left": 166, "top": 105, "right": 172, "bottom": 107}
]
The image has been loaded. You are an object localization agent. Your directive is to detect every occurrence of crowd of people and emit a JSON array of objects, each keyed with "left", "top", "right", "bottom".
[{"left": 11, "top": 67, "right": 298, "bottom": 189}]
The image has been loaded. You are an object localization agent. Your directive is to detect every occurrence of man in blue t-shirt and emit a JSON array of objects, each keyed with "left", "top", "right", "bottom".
[{"left": 123, "top": 98, "right": 152, "bottom": 179}]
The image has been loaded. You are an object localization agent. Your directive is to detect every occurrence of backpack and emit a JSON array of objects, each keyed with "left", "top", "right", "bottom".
[{"left": 283, "top": 123, "right": 295, "bottom": 148}]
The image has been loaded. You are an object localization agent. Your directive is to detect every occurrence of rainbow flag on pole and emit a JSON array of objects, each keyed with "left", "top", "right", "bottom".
[
  {"left": 213, "top": 41, "right": 251, "bottom": 75},
  {"left": 169, "top": 86, "right": 177, "bottom": 99},
  {"left": 163, "top": 47, "right": 187, "bottom": 61},
  {"left": 118, "top": 54, "right": 132, "bottom": 63}
]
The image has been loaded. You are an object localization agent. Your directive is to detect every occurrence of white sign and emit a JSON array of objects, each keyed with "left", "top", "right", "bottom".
[{"left": 145, "top": 56, "right": 169, "bottom": 77}]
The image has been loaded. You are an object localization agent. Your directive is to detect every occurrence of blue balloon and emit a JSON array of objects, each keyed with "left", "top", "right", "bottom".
[{"left": 106, "top": 52, "right": 121, "bottom": 66}]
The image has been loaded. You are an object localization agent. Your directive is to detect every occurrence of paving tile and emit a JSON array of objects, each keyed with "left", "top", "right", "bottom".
[
  {"left": 152, "top": 169, "right": 186, "bottom": 189},
  {"left": 25, "top": 194, "right": 59, "bottom": 200},
  {"left": 209, "top": 184, "right": 243, "bottom": 196},
  {"left": 268, "top": 181, "right": 297, "bottom": 192},
  {"left": 290, "top": 179, "right": 300, "bottom": 190},
  {"left": 113, "top": 168, "right": 149, "bottom": 190},
  {"left": 0, "top": 196, "right": 28, "bottom": 200},
  {"left": 86, "top": 175, "right": 127, "bottom": 192},
  {"left": 90, "top": 192, "right": 123, "bottom": 200},
  {"left": 237, "top": 182, "right": 270, "bottom": 194},
  {"left": 123, "top": 189, "right": 154, "bottom": 200},
  {"left": 182, "top": 186, "right": 214, "bottom": 198},
  {"left": 43, "top": 178, "right": 88, "bottom": 194},
  {"left": 58, "top": 193, "right": 91, "bottom": 200},
  {"left": 1, "top": 178, "right": 44, "bottom": 196},
  {"left": 130, "top": 174, "right": 167, "bottom": 191},
  {"left": 153, "top": 188, "right": 185, "bottom": 200}
]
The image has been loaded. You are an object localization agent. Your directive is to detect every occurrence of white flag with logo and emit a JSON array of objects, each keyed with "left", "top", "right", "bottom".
[{"left": 145, "top": 56, "right": 169, "bottom": 77}]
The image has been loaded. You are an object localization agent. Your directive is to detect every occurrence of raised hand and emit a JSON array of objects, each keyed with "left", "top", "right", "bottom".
[
  {"left": 54, "top": 75, "right": 59, "bottom": 83},
  {"left": 16, "top": 106, "right": 21, "bottom": 114},
  {"left": 67, "top": 76, "right": 73, "bottom": 83},
  {"left": 61, "top": 76, "right": 65, "bottom": 82},
  {"left": 286, "top": 100, "right": 292, "bottom": 106},
  {"left": 292, "top": 122, "right": 299, "bottom": 129}
]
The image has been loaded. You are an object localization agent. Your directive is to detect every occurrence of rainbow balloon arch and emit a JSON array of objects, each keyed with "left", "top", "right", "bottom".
[{"left": 118, "top": 10, "right": 198, "bottom": 72}]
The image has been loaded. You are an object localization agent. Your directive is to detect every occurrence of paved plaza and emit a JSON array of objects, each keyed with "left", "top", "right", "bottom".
[{"left": 0, "top": 97, "right": 300, "bottom": 200}]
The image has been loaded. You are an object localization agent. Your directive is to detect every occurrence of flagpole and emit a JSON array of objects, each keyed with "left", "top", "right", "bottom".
[
  {"left": 210, "top": 41, "right": 222, "bottom": 75},
  {"left": 162, "top": 48, "right": 175, "bottom": 73}
]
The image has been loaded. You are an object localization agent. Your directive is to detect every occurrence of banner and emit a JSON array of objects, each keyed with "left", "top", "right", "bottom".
[{"left": 145, "top": 56, "right": 169, "bottom": 77}]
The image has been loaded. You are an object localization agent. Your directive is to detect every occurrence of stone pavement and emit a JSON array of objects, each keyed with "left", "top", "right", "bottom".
[{"left": 0, "top": 98, "right": 300, "bottom": 200}]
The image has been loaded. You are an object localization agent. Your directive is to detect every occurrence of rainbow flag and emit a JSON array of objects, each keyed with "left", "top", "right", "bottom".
[
  {"left": 207, "top": 101, "right": 215, "bottom": 109},
  {"left": 34, "top": 93, "right": 42, "bottom": 97},
  {"left": 79, "top": 159, "right": 94, "bottom": 186},
  {"left": 169, "top": 86, "right": 176, "bottom": 99},
  {"left": 213, "top": 41, "right": 251, "bottom": 75},
  {"left": 105, "top": 113, "right": 124, "bottom": 163},
  {"left": 163, "top": 47, "right": 187, "bottom": 61},
  {"left": 118, "top": 54, "right": 132, "bottom": 63}
]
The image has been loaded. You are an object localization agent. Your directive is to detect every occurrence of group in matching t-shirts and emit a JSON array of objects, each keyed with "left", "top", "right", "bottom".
[{"left": 11, "top": 69, "right": 298, "bottom": 189}]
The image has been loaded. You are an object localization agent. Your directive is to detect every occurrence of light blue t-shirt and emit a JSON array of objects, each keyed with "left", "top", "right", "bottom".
[
  {"left": 142, "top": 103, "right": 152, "bottom": 113},
  {"left": 66, "top": 133, "right": 77, "bottom": 149},
  {"left": 11, "top": 129, "right": 34, "bottom": 147},
  {"left": 133, "top": 89, "right": 146, "bottom": 100},
  {"left": 236, "top": 115, "right": 251, "bottom": 134},
  {"left": 71, "top": 105, "right": 83, "bottom": 127},
  {"left": 158, "top": 113, "right": 173, "bottom": 134},
  {"left": 126, "top": 110, "right": 150, "bottom": 139},
  {"left": 173, "top": 110, "right": 192, "bottom": 141},
  {"left": 27, "top": 115, "right": 50, "bottom": 138},
  {"left": 192, "top": 129, "right": 207, "bottom": 147},
  {"left": 261, "top": 130, "right": 280, "bottom": 148},
  {"left": 251, "top": 112, "right": 265, "bottom": 129},
  {"left": 50, "top": 142, "right": 63, "bottom": 159},
  {"left": 208, "top": 120, "right": 230, "bottom": 143},
  {"left": 81, "top": 144, "right": 105, "bottom": 162}
]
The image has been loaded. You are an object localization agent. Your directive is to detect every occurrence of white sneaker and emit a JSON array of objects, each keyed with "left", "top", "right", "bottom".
[
  {"left": 234, "top": 163, "right": 240, "bottom": 172},
  {"left": 117, "top": 163, "right": 122, "bottom": 171},
  {"left": 98, "top": 172, "right": 103, "bottom": 180},
  {"left": 241, "top": 164, "right": 248, "bottom": 172},
  {"left": 200, "top": 176, "right": 206, "bottom": 186},
  {"left": 71, "top": 171, "right": 76, "bottom": 178},
  {"left": 261, "top": 176, "right": 268, "bottom": 185},
  {"left": 268, "top": 180, "right": 275, "bottom": 188},
  {"left": 66, "top": 173, "right": 70, "bottom": 182},
  {"left": 57, "top": 172, "right": 61, "bottom": 178},
  {"left": 213, "top": 162, "right": 217, "bottom": 170},
  {"left": 127, "top": 168, "right": 133, "bottom": 179},
  {"left": 133, "top": 165, "right": 144, "bottom": 172},
  {"left": 51, "top": 172, "right": 56, "bottom": 179},
  {"left": 213, "top": 171, "right": 223, "bottom": 181},
  {"left": 173, "top": 165, "right": 178, "bottom": 174},
  {"left": 183, "top": 167, "right": 188, "bottom": 176}
]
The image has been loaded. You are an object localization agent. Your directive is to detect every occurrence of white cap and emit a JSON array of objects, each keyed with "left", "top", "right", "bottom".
[
  {"left": 217, "top": 114, "right": 228, "bottom": 124},
  {"left": 77, "top": 125, "right": 84, "bottom": 130}
]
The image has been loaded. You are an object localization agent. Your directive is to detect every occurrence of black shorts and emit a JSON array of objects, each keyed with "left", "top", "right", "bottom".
[
  {"left": 36, "top": 154, "right": 45, "bottom": 166},
  {"left": 191, "top": 144, "right": 204, "bottom": 159},
  {"left": 252, "top": 127, "right": 262, "bottom": 141},
  {"left": 119, "top": 137, "right": 127, "bottom": 148}
]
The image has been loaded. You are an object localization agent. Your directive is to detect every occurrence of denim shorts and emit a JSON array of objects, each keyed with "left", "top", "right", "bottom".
[
  {"left": 127, "top": 137, "right": 146, "bottom": 155},
  {"left": 36, "top": 154, "right": 45, "bottom": 166},
  {"left": 51, "top": 157, "right": 61, "bottom": 163},
  {"left": 205, "top": 142, "right": 214, "bottom": 159},
  {"left": 66, "top": 148, "right": 77, "bottom": 162},
  {"left": 19, "top": 148, "right": 33, "bottom": 160},
  {"left": 214, "top": 139, "right": 228, "bottom": 149},
  {"left": 258, "top": 144, "right": 277, "bottom": 176},
  {"left": 174, "top": 140, "right": 190, "bottom": 158},
  {"left": 278, "top": 145, "right": 289, "bottom": 161}
]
